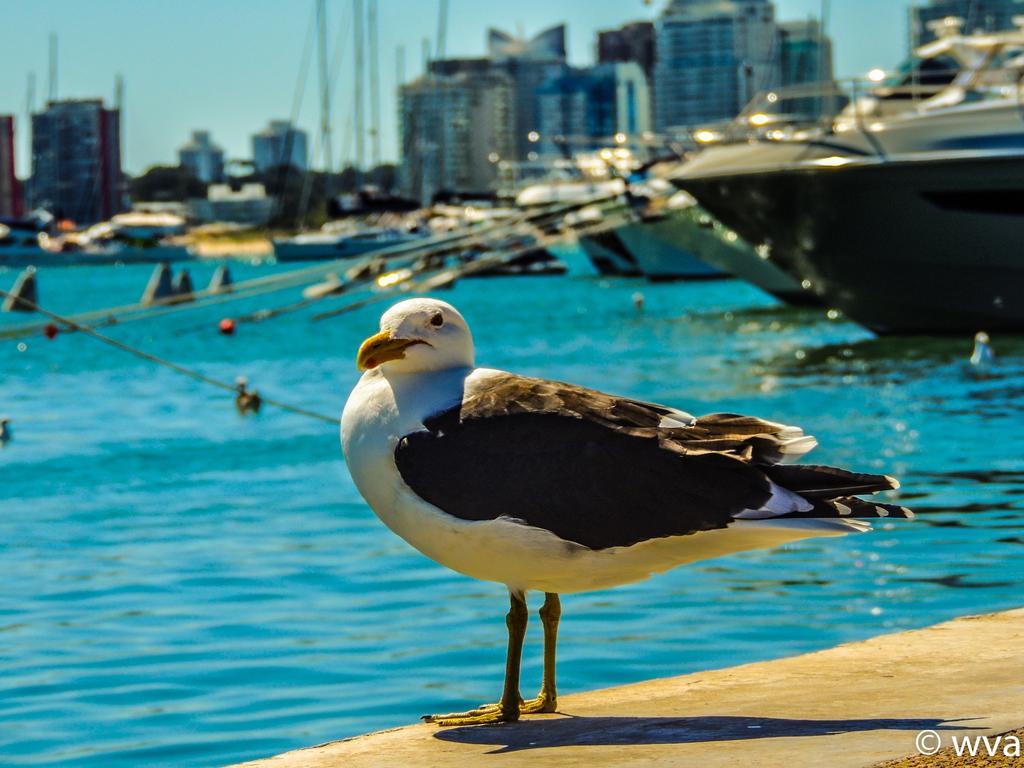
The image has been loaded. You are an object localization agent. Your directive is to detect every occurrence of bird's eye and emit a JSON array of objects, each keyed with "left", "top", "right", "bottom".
[{"left": 430, "top": 313, "right": 444, "bottom": 327}]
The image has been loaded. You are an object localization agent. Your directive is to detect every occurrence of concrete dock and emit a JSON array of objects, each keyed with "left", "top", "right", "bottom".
[{"left": 233, "top": 608, "right": 1024, "bottom": 768}]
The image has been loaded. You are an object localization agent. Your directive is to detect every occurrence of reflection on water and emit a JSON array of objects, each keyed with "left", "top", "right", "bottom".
[{"left": 1, "top": 260, "right": 1022, "bottom": 767}]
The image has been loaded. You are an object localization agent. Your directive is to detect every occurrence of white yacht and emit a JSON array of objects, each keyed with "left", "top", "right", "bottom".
[{"left": 671, "top": 17, "right": 1024, "bottom": 332}]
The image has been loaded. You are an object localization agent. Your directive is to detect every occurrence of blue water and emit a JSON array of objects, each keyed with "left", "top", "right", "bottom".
[{"left": 2, "top": 255, "right": 1023, "bottom": 766}]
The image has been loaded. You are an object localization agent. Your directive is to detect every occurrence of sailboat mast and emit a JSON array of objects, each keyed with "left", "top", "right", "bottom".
[
  {"left": 368, "top": 0, "right": 382, "bottom": 168},
  {"left": 354, "top": 0, "right": 365, "bottom": 174},
  {"left": 317, "top": 0, "right": 333, "bottom": 175}
]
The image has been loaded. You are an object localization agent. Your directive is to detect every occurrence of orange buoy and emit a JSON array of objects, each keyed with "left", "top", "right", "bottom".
[
  {"left": 43, "top": 323, "right": 59, "bottom": 340},
  {"left": 219, "top": 318, "right": 236, "bottom": 336}
]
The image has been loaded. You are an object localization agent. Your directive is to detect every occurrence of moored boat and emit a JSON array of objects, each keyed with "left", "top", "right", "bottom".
[
  {"left": 680, "top": 150, "right": 1024, "bottom": 333},
  {"left": 614, "top": 196, "right": 726, "bottom": 282},
  {"left": 578, "top": 229, "right": 642, "bottom": 277},
  {"left": 273, "top": 225, "right": 425, "bottom": 262},
  {"left": 637, "top": 193, "right": 812, "bottom": 303},
  {"left": 670, "top": 17, "right": 1024, "bottom": 332}
]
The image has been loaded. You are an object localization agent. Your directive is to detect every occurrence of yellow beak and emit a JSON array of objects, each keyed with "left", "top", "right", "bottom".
[{"left": 356, "top": 330, "right": 426, "bottom": 371}]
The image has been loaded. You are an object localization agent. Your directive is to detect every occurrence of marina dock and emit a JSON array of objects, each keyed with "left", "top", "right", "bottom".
[{"left": 233, "top": 607, "right": 1024, "bottom": 768}]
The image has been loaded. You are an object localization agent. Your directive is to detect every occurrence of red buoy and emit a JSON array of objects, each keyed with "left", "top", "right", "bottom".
[
  {"left": 43, "top": 322, "right": 59, "bottom": 340},
  {"left": 219, "top": 318, "right": 236, "bottom": 336}
]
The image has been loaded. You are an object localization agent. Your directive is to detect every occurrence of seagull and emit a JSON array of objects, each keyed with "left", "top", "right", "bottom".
[{"left": 340, "top": 297, "right": 912, "bottom": 727}]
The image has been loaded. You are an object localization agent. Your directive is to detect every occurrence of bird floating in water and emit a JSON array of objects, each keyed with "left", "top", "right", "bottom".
[
  {"left": 0, "top": 417, "right": 11, "bottom": 447},
  {"left": 971, "top": 331, "right": 994, "bottom": 367},
  {"left": 234, "top": 377, "right": 262, "bottom": 415},
  {"left": 340, "top": 298, "right": 912, "bottom": 726}
]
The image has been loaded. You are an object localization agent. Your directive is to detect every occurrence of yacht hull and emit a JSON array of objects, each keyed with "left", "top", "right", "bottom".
[
  {"left": 578, "top": 230, "right": 642, "bottom": 277},
  {"left": 676, "top": 152, "right": 1024, "bottom": 333},
  {"left": 615, "top": 214, "right": 726, "bottom": 282},
  {"left": 273, "top": 235, "right": 421, "bottom": 263}
]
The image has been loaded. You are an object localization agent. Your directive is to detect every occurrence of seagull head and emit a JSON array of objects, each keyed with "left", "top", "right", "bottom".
[{"left": 357, "top": 298, "right": 474, "bottom": 374}]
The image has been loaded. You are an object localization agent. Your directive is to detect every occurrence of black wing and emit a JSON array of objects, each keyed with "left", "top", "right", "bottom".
[{"left": 394, "top": 373, "right": 791, "bottom": 550}]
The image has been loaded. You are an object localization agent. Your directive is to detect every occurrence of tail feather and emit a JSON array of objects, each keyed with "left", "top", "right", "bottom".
[
  {"left": 766, "top": 463, "right": 899, "bottom": 498},
  {"left": 775, "top": 495, "right": 914, "bottom": 520}
]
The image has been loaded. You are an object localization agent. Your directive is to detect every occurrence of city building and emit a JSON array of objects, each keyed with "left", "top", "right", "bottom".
[
  {"left": 252, "top": 120, "right": 308, "bottom": 172},
  {"left": 779, "top": 19, "right": 832, "bottom": 86},
  {"left": 597, "top": 21, "right": 656, "bottom": 84},
  {"left": 399, "top": 68, "right": 513, "bottom": 202},
  {"left": 30, "top": 99, "right": 123, "bottom": 224},
  {"left": 178, "top": 130, "right": 225, "bottom": 183},
  {"left": 536, "top": 63, "right": 651, "bottom": 156},
  {"left": 399, "top": 25, "right": 566, "bottom": 202},
  {"left": 0, "top": 116, "right": 23, "bottom": 218},
  {"left": 187, "top": 183, "right": 275, "bottom": 226},
  {"left": 487, "top": 24, "right": 569, "bottom": 162},
  {"left": 910, "top": 0, "right": 1024, "bottom": 46},
  {"left": 654, "top": 0, "right": 781, "bottom": 131}
]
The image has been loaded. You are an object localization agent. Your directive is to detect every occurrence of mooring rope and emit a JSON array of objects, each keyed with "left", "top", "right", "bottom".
[{"left": 0, "top": 289, "right": 339, "bottom": 425}]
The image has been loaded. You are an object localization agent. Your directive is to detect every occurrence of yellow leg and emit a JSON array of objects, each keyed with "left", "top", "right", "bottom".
[
  {"left": 425, "top": 591, "right": 528, "bottom": 726},
  {"left": 521, "top": 592, "right": 560, "bottom": 714}
]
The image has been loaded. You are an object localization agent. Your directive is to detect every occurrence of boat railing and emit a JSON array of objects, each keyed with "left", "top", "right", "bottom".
[
  {"left": 684, "top": 63, "right": 1024, "bottom": 156},
  {"left": 729, "top": 75, "right": 956, "bottom": 136}
]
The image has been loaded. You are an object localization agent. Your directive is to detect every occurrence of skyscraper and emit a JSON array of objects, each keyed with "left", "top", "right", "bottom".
[
  {"left": 0, "top": 116, "right": 23, "bottom": 218},
  {"left": 399, "top": 25, "right": 566, "bottom": 201},
  {"left": 910, "top": 0, "right": 1024, "bottom": 46},
  {"left": 486, "top": 25, "right": 569, "bottom": 162},
  {"left": 654, "top": 0, "right": 781, "bottom": 131},
  {"left": 399, "top": 68, "right": 513, "bottom": 202},
  {"left": 597, "top": 21, "right": 656, "bottom": 84},
  {"left": 30, "top": 99, "right": 122, "bottom": 224},
  {"left": 252, "top": 121, "right": 309, "bottom": 172},
  {"left": 537, "top": 63, "right": 651, "bottom": 156},
  {"left": 178, "top": 130, "right": 225, "bottom": 183},
  {"left": 779, "top": 20, "right": 833, "bottom": 87}
]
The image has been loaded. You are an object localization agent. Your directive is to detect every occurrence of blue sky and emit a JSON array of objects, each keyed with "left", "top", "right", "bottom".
[{"left": 0, "top": 0, "right": 915, "bottom": 175}]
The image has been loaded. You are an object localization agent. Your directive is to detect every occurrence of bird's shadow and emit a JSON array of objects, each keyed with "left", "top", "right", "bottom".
[{"left": 433, "top": 714, "right": 981, "bottom": 754}]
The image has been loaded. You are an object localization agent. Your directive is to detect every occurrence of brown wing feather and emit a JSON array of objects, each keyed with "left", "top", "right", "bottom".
[{"left": 451, "top": 373, "right": 807, "bottom": 464}]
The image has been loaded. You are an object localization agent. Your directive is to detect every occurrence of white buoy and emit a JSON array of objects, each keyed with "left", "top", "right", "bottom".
[
  {"left": 3, "top": 267, "right": 38, "bottom": 313},
  {"left": 970, "top": 331, "right": 994, "bottom": 367},
  {"left": 632, "top": 291, "right": 645, "bottom": 313}
]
